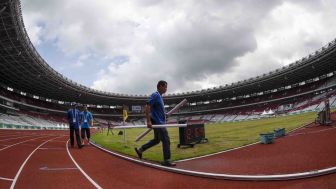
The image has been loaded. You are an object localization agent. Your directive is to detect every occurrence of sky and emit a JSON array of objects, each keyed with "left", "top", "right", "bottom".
[{"left": 21, "top": 0, "right": 336, "bottom": 95}]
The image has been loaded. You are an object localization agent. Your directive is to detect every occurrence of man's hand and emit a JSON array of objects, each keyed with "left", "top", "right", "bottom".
[{"left": 145, "top": 104, "right": 152, "bottom": 128}]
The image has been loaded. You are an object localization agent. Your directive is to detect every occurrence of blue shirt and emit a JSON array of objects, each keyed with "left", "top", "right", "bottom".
[
  {"left": 81, "top": 111, "right": 93, "bottom": 128},
  {"left": 67, "top": 108, "right": 80, "bottom": 129},
  {"left": 148, "top": 91, "right": 166, "bottom": 124}
]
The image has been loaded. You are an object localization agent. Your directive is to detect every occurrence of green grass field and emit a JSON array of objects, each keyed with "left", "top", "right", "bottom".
[{"left": 92, "top": 112, "right": 317, "bottom": 162}]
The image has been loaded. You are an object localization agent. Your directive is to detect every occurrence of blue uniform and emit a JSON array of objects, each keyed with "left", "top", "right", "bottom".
[
  {"left": 147, "top": 91, "right": 166, "bottom": 124},
  {"left": 141, "top": 91, "right": 171, "bottom": 161},
  {"left": 67, "top": 108, "right": 80, "bottom": 128},
  {"left": 81, "top": 111, "right": 93, "bottom": 128},
  {"left": 67, "top": 108, "right": 82, "bottom": 148}
]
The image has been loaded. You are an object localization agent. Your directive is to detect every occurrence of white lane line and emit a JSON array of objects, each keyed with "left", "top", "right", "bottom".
[
  {"left": 0, "top": 176, "right": 14, "bottom": 181},
  {"left": 66, "top": 140, "right": 103, "bottom": 189},
  {"left": 177, "top": 122, "right": 313, "bottom": 162},
  {"left": 39, "top": 166, "right": 78, "bottom": 171},
  {"left": 287, "top": 126, "right": 336, "bottom": 137},
  {"left": 176, "top": 141, "right": 260, "bottom": 162},
  {"left": 0, "top": 134, "right": 25, "bottom": 138},
  {"left": 0, "top": 135, "right": 38, "bottom": 142},
  {"left": 0, "top": 131, "right": 42, "bottom": 134},
  {"left": 0, "top": 133, "right": 56, "bottom": 138},
  {"left": 90, "top": 141, "right": 336, "bottom": 181},
  {"left": 51, "top": 140, "right": 69, "bottom": 143},
  {"left": 10, "top": 136, "right": 62, "bottom": 189},
  {"left": 39, "top": 147, "right": 65, "bottom": 150},
  {"left": 20, "top": 144, "right": 38, "bottom": 147},
  {"left": 0, "top": 136, "right": 50, "bottom": 152}
]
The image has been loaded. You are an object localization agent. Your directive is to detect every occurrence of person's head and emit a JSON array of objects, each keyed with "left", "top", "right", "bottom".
[
  {"left": 157, "top": 80, "right": 167, "bottom": 95},
  {"left": 83, "top": 105, "right": 88, "bottom": 112},
  {"left": 71, "top": 102, "right": 77, "bottom": 108}
]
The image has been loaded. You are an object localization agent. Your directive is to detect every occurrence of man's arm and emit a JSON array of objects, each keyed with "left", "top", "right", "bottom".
[
  {"left": 78, "top": 110, "right": 84, "bottom": 127},
  {"left": 145, "top": 104, "right": 152, "bottom": 128},
  {"left": 78, "top": 111, "right": 82, "bottom": 125},
  {"left": 67, "top": 110, "right": 72, "bottom": 125},
  {"left": 90, "top": 113, "right": 94, "bottom": 127}
]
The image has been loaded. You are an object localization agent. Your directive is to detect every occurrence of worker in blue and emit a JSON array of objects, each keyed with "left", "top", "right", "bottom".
[
  {"left": 135, "top": 80, "right": 176, "bottom": 166},
  {"left": 80, "top": 105, "right": 93, "bottom": 145},
  {"left": 67, "top": 102, "right": 82, "bottom": 148}
]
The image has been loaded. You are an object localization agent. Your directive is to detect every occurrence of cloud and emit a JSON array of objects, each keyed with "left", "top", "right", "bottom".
[
  {"left": 90, "top": 0, "right": 282, "bottom": 94},
  {"left": 21, "top": 0, "right": 336, "bottom": 95},
  {"left": 73, "top": 53, "right": 91, "bottom": 68},
  {"left": 191, "top": 0, "right": 336, "bottom": 89}
]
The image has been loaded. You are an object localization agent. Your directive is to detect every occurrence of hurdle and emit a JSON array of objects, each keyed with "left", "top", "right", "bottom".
[
  {"left": 135, "top": 99, "right": 188, "bottom": 142},
  {"left": 113, "top": 123, "right": 187, "bottom": 129}
]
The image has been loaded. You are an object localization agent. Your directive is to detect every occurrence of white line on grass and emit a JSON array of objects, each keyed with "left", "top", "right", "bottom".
[{"left": 177, "top": 122, "right": 313, "bottom": 162}]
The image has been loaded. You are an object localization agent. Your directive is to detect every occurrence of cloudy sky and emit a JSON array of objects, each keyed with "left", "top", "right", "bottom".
[{"left": 21, "top": 0, "right": 336, "bottom": 95}]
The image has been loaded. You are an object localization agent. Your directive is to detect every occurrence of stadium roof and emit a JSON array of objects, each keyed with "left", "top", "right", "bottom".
[{"left": 0, "top": 0, "right": 335, "bottom": 106}]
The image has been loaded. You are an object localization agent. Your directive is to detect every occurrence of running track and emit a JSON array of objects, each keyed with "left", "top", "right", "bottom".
[{"left": 0, "top": 124, "right": 336, "bottom": 189}]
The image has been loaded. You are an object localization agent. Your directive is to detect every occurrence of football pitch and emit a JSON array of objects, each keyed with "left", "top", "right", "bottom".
[{"left": 92, "top": 112, "right": 317, "bottom": 162}]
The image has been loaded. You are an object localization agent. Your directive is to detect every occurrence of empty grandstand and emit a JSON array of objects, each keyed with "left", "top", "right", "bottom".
[
  {"left": 0, "top": 0, "right": 335, "bottom": 129},
  {"left": 2, "top": 1, "right": 336, "bottom": 189}
]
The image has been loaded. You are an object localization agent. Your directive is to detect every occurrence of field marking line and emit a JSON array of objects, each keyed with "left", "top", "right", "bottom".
[
  {"left": 0, "top": 134, "right": 28, "bottom": 138},
  {"left": 66, "top": 140, "right": 103, "bottom": 189},
  {"left": 39, "top": 166, "right": 78, "bottom": 171},
  {"left": 0, "top": 176, "right": 14, "bottom": 181},
  {"left": 0, "top": 135, "right": 40, "bottom": 142},
  {"left": 38, "top": 147, "right": 65, "bottom": 150},
  {"left": 10, "top": 136, "right": 63, "bottom": 189},
  {"left": 177, "top": 122, "right": 314, "bottom": 162},
  {"left": 90, "top": 141, "right": 336, "bottom": 181},
  {"left": 176, "top": 141, "right": 260, "bottom": 162},
  {"left": 287, "top": 126, "right": 336, "bottom": 137},
  {"left": 0, "top": 136, "right": 50, "bottom": 152}
]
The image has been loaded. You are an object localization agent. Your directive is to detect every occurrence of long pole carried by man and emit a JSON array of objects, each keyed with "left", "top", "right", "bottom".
[
  {"left": 135, "top": 98, "right": 187, "bottom": 142},
  {"left": 133, "top": 80, "right": 187, "bottom": 166}
]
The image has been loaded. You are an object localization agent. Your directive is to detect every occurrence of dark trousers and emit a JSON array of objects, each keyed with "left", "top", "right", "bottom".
[
  {"left": 141, "top": 127, "right": 171, "bottom": 161},
  {"left": 81, "top": 128, "right": 91, "bottom": 139},
  {"left": 70, "top": 127, "right": 81, "bottom": 148}
]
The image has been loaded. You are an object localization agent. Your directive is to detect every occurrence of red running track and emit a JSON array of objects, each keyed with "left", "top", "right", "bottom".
[
  {"left": 0, "top": 124, "right": 336, "bottom": 189},
  {"left": 176, "top": 125, "right": 336, "bottom": 175}
]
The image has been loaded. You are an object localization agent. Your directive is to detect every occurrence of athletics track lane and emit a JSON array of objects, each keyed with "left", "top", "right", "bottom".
[
  {"left": 0, "top": 136, "right": 57, "bottom": 178},
  {"left": 13, "top": 136, "right": 94, "bottom": 189},
  {"left": 0, "top": 133, "right": 39, "bottom": 139},
  {"left": 0, "top": 130, "right": 65, "bottom": 189},
  {"left": 2, "top": 124, "right": 336, "bottom": 189},
  {"left": 0, "top": 137, "right": 57, "bottom": 188},
  {"left": 70, "top": 141, "right": 336, "bottom": 189},
  {"left": 176, "top": 125, "right": 336, "bottom": 175}
]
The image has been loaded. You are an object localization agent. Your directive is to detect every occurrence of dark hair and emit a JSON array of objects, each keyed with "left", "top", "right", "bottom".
[{"left": 157, "top": 80, "right": 167, "bottom": 89}]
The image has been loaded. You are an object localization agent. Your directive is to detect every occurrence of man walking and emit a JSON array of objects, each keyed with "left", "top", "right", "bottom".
[
  {"left": 67, "top": 102, "right": 82, "bottom": 149},
  {"left": 81, "top": 105, "right": 93, "bottom": 145},
  {"left": 135, "top": 80, "right": 176, "bottom": 166}
]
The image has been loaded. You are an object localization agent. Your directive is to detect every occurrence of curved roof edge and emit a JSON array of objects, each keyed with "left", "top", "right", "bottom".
[{"left": 0, "top": 0, "right": 335, "bottom": 105}]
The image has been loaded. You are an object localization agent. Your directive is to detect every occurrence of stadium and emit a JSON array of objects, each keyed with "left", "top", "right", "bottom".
[{"left": 0, "top": 0, "right": 336, "bottom": 188}]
